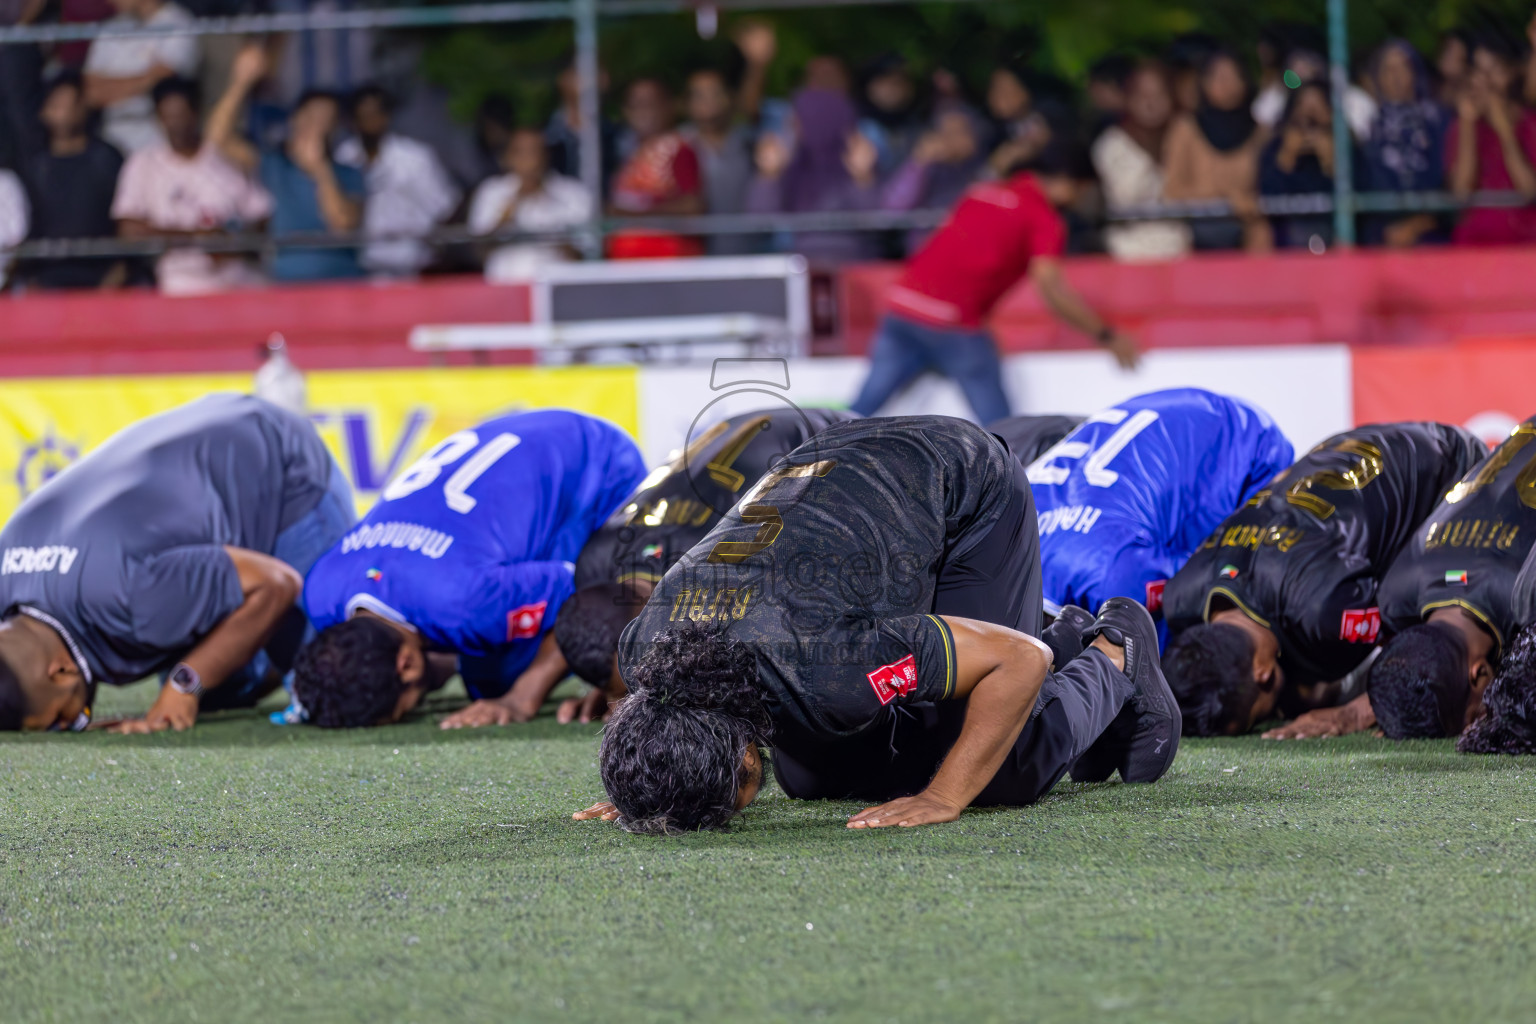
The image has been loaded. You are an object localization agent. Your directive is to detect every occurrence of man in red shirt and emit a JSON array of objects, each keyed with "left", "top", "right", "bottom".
[
  {"left": 851, "top": 146, "right": 1140, "bottom": 423},
  {"left": 607, "top": 77, "right": 705, "bottom": 259}
]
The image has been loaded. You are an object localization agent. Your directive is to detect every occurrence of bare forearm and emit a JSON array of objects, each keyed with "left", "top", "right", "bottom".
[
  {"left": 1160, "top": 138, "right": 1196, "bottom": 200},
  {"left": 1336, "top": 694, "right": 1377, "bottom": 733},
  {"left": 499, "top": 633, "right": 571, "bottom": 721},
  {"left": 924, "top": 665, "right": 1043, "bottom": 808},
  {"left": 1038, "top": 274, "right": 1108, "bottom": 339},
  {"left": 737, "top": 62, "right": 769, "bottom": 122},
  {"left": 1450, "top": 122, "right": 1479, "bottom": 197},
  {"left": 1495, "top": 129, "right": 1536, "bottom": 196},
  {"left": 310, "top": 166, "right": 360, "bottom": 231},
  {"left": 208, "top": 82, "right": 259, "bottom": 172},
  {"left": 84, "top": 67, "right": 172, "bottom": 108},
  {"left": 181, "top": 584, "right": 298, "bottom": 690}
]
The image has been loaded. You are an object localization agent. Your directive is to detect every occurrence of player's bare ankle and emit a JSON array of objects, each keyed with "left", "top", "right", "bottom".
[{"left": 1089, "top": 634, "right": 1127, "bottom": 673}]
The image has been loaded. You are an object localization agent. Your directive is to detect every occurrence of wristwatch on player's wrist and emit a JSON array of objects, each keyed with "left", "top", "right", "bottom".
[
  {"left": 1095, "top": 325, "right": 1116, "bottom": 344},
  {"left": 167, "top": 663, "right": 205, "bottom": 698}
]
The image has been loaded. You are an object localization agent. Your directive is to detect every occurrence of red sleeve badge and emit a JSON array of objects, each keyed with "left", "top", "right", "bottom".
[
  {"left": 867, "top": 654, "right": 919, "bottom": 705},
  {"left": 1144, "top": 579, "right": 1167, "bottom": 614},
  {"left": 1339, "top": 608, "right": 1381, "bottom": 644},
  {"left": 507, "top": 601, "right": 548, "bottom": 641}
]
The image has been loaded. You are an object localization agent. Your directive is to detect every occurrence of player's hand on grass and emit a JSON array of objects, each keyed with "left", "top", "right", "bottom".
[
  {"left": 107, "top": 688, "right": 199, "bottom": 734},
  {"left": 556, "top": 688, "right": 610, "bottom": 725},
  {"left": 439, "top": 696, "right": 531, "bottom": 730},
  {"left": 1262, "top": 708, "right": 1351, "bottom": 740},
  {"left": 572, "top": 800, "right": 620, "bottom": 822},
  {"left": 847, "top": 790, "right": 963, "bottom": 829}
]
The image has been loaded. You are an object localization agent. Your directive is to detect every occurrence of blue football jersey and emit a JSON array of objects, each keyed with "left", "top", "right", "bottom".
[
  {"left": 304, "top": 410, "right": 645, "bottom": 685},
  {"left": 1026, "top": 388, "right": 1294, "bottom": 619}
]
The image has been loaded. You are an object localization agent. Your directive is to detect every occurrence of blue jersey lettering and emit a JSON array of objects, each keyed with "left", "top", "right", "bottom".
[
  {"left": 303, "top": 410, "right": 646, "bottom": 686},
  {"left": 1028, "top": 389, "right": 1294, "bottom": 618}
]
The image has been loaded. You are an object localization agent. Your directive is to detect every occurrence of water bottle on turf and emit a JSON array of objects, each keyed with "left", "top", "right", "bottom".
[
  {"left": 254, "top": 332, "right": 307, "bottom": 414},
  {"left": 269, "top": 672, "right": 310, "bottom": 725}
]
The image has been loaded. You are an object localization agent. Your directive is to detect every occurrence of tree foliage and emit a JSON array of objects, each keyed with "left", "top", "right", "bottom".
[{"left": 418, "top": 0, "right": 1536, "bottom": 125}]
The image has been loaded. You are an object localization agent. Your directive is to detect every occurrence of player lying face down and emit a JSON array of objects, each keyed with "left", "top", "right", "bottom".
[
  {"left": 1012, "top": 389, "right": 1294, "bottom": 622},
  {"left": 1353, "top": 420, "right": 1536, "bottom": 740},
  {"left": 1161, "top": 422, "right": 1486, "bottom": 737},
  {"left": 0, "top": 395, "right": 355, "bottom": 732},
  {"left": 544, "top": 407, "right": 859, "bottom": 726},
  {"left": 573, "top": 417, "right": 1180, "bottom": 833},
  {"left": 292, "top": 410, "right": 645, "bottom": 728}
]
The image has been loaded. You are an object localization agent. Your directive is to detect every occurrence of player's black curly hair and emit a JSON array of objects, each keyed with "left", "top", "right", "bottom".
[
  {"left": 1368, "top": 623, "right": 1468, "bottom": 739},
  {"left": 554, "top": 584, "right": 646, "bottom": 686},
  {"left": 0, "top": 655, "right": 25, "bottom": 731},
  {"left": 1163, "top": 623, "right": 1258, "bottom": 736},
  {"left": 1459, "top": 625, "right": 1536, "bottom": 755},
  {"left": 292, "top": 618, "right": 404, "bottom": 728},
  {"left": 599, "top": 626, "right": 771, "bottom": 835}
]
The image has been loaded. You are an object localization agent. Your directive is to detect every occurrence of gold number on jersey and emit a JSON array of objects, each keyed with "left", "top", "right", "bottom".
[
  {"left": 621, "top": 416, "right": 771, "bottom": 525},
  {"left": 1445, "top": 421, "right": 1536, "bottom": 508},
  {"left": 705, "top": 416, "right": 772, "bottom": 491},
  {"left": 705, "top": 505, "right": 784, "bottom": 563},
  {"left": 705, "top": 459, "right": 837, "bottom": 564},
  {"left": 1283, "top": 438, "right": 1385, "bottom": 519}
]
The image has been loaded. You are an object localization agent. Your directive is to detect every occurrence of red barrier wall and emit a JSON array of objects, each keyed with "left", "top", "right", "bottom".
[
  {"left": 0, "top": 278, "right": 533, "bottom": 376},
  {"left": 1354, "top": 336, "right": 1536, "bottom": 436},
  {"left": 841, "top": 246, "right": 1536, "bottom": 353},
  {"left": 6, "top": 246, "right": 1536, "bottom": 377}
]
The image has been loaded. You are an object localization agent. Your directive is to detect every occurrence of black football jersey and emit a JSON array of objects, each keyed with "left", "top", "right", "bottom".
[
  {"left": 1510, "top": 545, "right": 1536, "bottom": 629},
  {"left": 574, "top": 407, "right": 858, "bottom": 591},
  {"left": 988, "top": 414, "right": 1086, "bottom": 466},
  {"left": 617, "top": 416, "right": 1019, "bottom": 742},
  {"left": 1163, "top": 422, "right": 1485, "bottom": 685},
  {"left": 1379, "top": 417, "right": 1536, "bottom": 659}
]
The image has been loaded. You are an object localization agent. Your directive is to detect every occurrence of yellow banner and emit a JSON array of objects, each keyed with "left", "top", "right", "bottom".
[{"left": 0, "top": 366, "right": 639, "bottom": 520}]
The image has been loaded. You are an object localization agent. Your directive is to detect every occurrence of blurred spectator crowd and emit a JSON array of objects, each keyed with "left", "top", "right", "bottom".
[{"left": 5, "top": 3, "right": 1536, "bottom": 294}]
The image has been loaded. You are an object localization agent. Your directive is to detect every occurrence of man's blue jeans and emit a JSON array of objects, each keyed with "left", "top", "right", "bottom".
[
  {"left": 200, "top": 460, "right": 357, "bottom": 710},
  {"left": 850, "top": 313, "right": 1012, "bottom": 425}
]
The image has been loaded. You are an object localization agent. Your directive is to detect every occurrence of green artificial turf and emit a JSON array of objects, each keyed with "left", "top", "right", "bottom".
[{"left": 3, "top": 680, "right": 1535, "bottom": 1024}]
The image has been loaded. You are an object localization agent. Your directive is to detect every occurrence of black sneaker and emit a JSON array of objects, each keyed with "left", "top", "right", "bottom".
[
  {"left": 1042, "top": 605, "right": 1095, "bottom": 669},
  {"left": 1068, "top": 597, "right": 1180, "bottom": 784}
]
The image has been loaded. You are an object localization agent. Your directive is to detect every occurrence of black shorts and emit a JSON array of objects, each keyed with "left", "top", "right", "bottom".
[{"left": 932, "top": 452, "right": 1042, "bottom": 638}]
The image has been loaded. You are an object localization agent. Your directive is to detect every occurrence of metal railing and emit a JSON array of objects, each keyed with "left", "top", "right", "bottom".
[{"left": 9, "top": 192, "right": 1529, "bottom": 265}]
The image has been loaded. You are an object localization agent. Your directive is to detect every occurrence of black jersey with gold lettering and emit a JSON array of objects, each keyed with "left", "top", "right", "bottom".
[
  {"left": 574, "top": 407, "right": 858, "bottom": 591},
  {"left": 1163, "top": 422, "right": 1485, "bottom": 685},
  {"left": 617, "top": 416, "right": 1022, "bottom": 742},
  {"left": 1510, "top": 545, "right": 1536, "bottom": 629},
  {"left": 988, "top": 414, "right": 1085, "bottom": 466},
  {"left": 1379, "top": 418, "right": 1536, "bottom": 658}
]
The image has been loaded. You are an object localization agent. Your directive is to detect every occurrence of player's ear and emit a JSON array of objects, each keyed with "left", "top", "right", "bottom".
[
  {"left": 396, "top": 644, "right": 426, "bottom": 686},
  {"left": 1471, "top": 656, "right": 1494, "bottom": 696},
  {"left": 1254, "top": 660, "right": 1278, "bottom": 691},
  {"left": 46, "top": 654, "right": 84, "bottom": 691}
]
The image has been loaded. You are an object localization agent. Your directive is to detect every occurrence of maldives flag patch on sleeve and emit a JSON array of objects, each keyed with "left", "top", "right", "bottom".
[
  {"left": 1340, "top": 607, "right": 1381, "bottom": 644},
  {"left": 506, "top": 601, "right": 548, "bottom": 641},
  {"left": 867, "top": 654, "right": 919, "bottom": 705}
]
